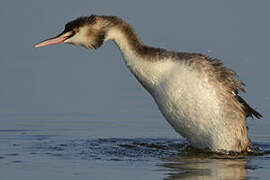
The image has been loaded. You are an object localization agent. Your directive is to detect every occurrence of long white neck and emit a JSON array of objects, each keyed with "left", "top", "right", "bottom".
[
  {"left": 105, "top": 27, "right": 175, "bottom": 93},
  {"left": 105, "top": 27, "right": 139, "bottom": 62}
]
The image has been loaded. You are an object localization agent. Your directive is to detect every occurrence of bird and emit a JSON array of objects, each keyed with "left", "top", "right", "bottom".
[{"left": 35, "top": 15, "right": 262, "bottom": 153}]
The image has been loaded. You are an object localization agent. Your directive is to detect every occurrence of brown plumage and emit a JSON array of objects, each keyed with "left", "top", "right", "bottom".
[{"left": 180, "top": 54, "right": 262, "bottom": 119}]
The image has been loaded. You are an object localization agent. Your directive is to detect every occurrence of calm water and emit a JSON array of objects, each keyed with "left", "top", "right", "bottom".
[
  {"left": 1, "top": 1, "right": 270, "bottom": 180},
  {"left": 1, "top": 112, "right": 270, "bottom": 180}
]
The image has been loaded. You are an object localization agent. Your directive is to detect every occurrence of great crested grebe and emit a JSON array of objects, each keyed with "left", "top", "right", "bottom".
[{"left": 35, "top": 15, "right": 262, "bottom": 153}]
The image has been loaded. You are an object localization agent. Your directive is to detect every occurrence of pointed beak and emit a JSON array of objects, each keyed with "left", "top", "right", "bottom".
[{"left": 34, "top": 31, "right": 73, "bottom": 48}]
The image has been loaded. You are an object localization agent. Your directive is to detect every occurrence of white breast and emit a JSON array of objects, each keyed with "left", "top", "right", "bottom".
[
  {"left": 151, "top": 61, "right": 222, "bottom": 149},
  {"left": 124, "top": 54, "right": 238, "bottom": 151},
  {"left": 105, "top": 25, "right": 249, "bottom": 151},
  {"left": 107, "top": 28, "right": 241, "bottom": 151}
]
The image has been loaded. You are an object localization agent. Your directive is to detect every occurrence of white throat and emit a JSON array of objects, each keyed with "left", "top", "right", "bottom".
[{"left": 105, "top": 27, "right": 176, "bottom": 92}]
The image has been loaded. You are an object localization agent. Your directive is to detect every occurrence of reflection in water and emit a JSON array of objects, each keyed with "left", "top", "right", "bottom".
[
  {"left": 24, "top": 137, "right": 270, "bottom": 179},
  {"left": 160, "top": 142, "right": 270, "bottom": 180},
  {"left": 161, "top": 156, "right": 247, "bottom": 180}
]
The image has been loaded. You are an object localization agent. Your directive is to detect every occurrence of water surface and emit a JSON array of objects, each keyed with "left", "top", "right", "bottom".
[
  {"left": 1, "top": 114, "right": 270, "bottom": 180},
  {"left": 1, "top": 0, "right": 270, "bottom": 179}
]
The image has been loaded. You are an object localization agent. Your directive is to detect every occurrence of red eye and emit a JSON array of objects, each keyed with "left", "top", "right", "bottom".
[{"left": 68, "top": 30, "right": 76, "bottom": 38}]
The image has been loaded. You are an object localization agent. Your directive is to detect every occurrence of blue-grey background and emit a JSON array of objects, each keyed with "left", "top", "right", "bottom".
[{"left": 0, "top": 0, "right": 269, "bottom": 180}]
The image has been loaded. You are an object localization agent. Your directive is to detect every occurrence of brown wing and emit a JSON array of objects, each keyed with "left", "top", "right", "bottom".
[{"left": 177, "top": 52, "right": 262, "bottom": 120}]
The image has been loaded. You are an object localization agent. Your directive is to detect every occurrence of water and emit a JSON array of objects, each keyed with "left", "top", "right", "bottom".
[
  {"left": 1, "top": 114, "right": 270, "bottom": 180},
  {"left": 1, "top": 0, "right": 270, "bottom": 179}
]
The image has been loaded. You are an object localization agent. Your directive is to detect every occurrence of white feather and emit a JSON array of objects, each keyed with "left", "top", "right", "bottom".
[{"left": 105, "top": 27, "right": 245, "bottom": 152}]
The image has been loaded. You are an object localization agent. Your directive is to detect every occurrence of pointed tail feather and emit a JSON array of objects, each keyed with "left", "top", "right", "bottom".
[{"left": 237, "top": 95, "right": 262, "bottom": 119}]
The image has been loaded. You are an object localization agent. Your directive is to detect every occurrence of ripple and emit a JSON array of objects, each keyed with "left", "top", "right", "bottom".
[
  {"left": 31, "top": 138, "right": 187, "bottom": 161},
  {"left": 11, "top": 160, "right": 23, "bottom": 163},
  {"left": 29, "top": 138, "right": 270, "bottom": 161},
  {"left": 4, "top": 153, "right": 20, "bottom": 157}
]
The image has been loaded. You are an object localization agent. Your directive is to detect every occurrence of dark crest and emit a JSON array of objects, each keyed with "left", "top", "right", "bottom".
[{"left": 63, "top": 15, "right": 97, "bottom": 32}]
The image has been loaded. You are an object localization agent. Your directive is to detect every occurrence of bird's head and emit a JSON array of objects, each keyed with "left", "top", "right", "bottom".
[{"left": 35, "top": 15, "right": 119, "bottom": 49}]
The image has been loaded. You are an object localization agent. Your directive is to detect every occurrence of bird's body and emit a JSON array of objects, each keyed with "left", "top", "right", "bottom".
[{"left": 35, "top": 15, "right": 262, "bottom": 153}]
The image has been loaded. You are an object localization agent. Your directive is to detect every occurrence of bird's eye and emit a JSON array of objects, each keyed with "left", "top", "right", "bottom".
[{"left": 66, "top": 30, "right": 76, "bottom": 38}]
